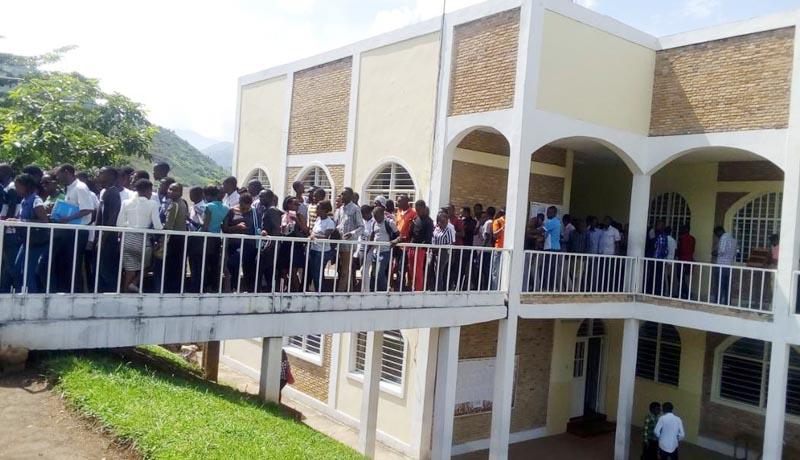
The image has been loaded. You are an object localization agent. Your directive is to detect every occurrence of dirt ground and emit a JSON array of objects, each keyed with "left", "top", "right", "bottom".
[{"left": 0, "top": 369, "right": 139, "bottom": 460}]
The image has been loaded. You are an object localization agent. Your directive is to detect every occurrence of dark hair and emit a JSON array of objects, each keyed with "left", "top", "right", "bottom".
[
  {"left": 282, "top": 196, "right": 297, "bottom": 211},
  {"left": 14, "top": 173, "right": 37, "bottom": 192},
  {"left": 461, "top": 206, "right": 471, "bottom": 215},
  {"left": 247, "top": 179, "right": 263, "bottom": 190},
  {"left": 58, "top": 164, "right": 76, "bottom": 175},
  {"left": 22, "top": 164, "right": 43, "bottom": 178},
  {"left": 649, "top": 401, "right": 661, "bottom": 412},
  {"left": 360, "top": 204, "right": 373, "bottom": 214},
  {"left": 385, "top": 199, "right": 395, "bottom": 213},
  {"left": 292, "top": 180, "right": 303, "bottom": 192},
  {"left": 239, "top": 192, "right": 253, "bottom": 206},
  {"left": 99, "top": 166, "right": 118, "bottom": 180},
  {"left": 714, "top": 225, "right": 725, "bottom": 235},
  {"left": 662, "top": 402, "right": 674, "bottom": 413},
  {"left": 133, "top": 170, "right": 150, "bottom": 181},
  {"left": 204, "top": 185, "right": 220, "bottom": 200},
  {"left": 317, "top": 200, "right": 333, "bottom": 216},
  {"left": 223, "top": 176, "right": 237, "bottom": 186},
  {"left": 263, "top": 190, "right": 276, "bottom": 206},
  {"left": 486, "top": 206, "right": 496, "bottom": 218},
  {"left": 134, "top": 179, "right": 153, "bottom": 193},
  {"left": 154, "top": 161, "right": 170, "bottom": 171},
  {"left": 161, "top": 177, "right": 176, "bottom": 187},
  {"left": 119, "top": 165, "right": 135, "bottom": 176},
  {"left": 189, "top": 186, "right": 203, "bottom": 196},
  {"left": 414, "top": 199, "right": 426, "bottom": 208}
]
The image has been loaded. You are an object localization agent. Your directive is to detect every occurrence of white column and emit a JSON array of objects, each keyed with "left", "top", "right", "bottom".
[
  {"left": 431, "top": 326, "right": 461, "bottom": 460},
  {"left": 428, "top": 16, "right": 455, "bottom": 209},
  {"left": 259, "top": 337, "right": 283, "bottom": 404},
  {"left": 774, "top": 159, "right": 800, "bottom": 318},
  {"left": 358, "top": 330, "right": 384, "bottom": 458},
  {"left": 343, "top": 52, "right": 361, "bottom": 187},
  {"left": 763, "top": 340, "right": 790, "bottom": 460},
  {"left": 489, "top": 314, "right": 518, "bottom": 460},
  {"left": 276, "top": 72, "right": 294, "bottom": 202},
  {"left": 626, "top": 174, "right": 651, "bottom": 258},
  {"left": 411, "top": 328, "right": 439, "bottom": 460},
  {"left": 614, "top": 318, "right": 640, "bottom": 460}
]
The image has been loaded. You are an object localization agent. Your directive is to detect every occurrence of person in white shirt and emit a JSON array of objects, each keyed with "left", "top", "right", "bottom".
[
  {"left": 712, "top": 226, "right": 737, "bottom": 305},
  {"left": 370, "top": 206, "right": 399, "bottom": 292},
  {"left": 222, "top": 176, "right": 240, "bottom": 208},
  {"left": 599, "top": 216, "right": 621, "bottom": 255},
  {"left": 53, "top": 164, "right": 98, "bottom": 293},
  {"left": 654, "top": 402, "right": 684, "bottom": 460},
  {"left": 117, "top": 179, "right": 163, "bottom": 293},
  {"left": 356, "top": 204, "right": 375, "bottom": 291},
  {"left": 308, "top": 200, "right": 335, "bottom": 292}
]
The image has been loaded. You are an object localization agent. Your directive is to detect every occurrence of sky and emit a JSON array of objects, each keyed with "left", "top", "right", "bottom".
[{"left": 2, "top": 0, "right": 800, "bottom": 143}]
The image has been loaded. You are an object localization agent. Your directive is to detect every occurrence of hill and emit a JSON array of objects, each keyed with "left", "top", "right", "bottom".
[
  {"left": 131, "top": 127, "right": 228, "bottom": 187},
  {"left": 202, "top": 141, "right": 234, "bottom": 171},
  {"left": 174, "top": 128, "right": 220, "bottom": 150}
]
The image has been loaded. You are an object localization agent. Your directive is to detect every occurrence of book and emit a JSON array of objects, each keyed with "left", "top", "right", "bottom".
[{"left": 51, "top": 199, "right": 82, "bottom": 224}]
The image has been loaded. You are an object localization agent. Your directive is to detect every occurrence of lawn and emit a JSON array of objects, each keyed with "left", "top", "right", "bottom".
[{"left": 45, "top": 352, "right": 366, "bottom": 460}]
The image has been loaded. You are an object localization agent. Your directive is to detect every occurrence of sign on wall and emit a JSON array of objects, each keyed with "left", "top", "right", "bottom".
[
  {"left": 530, "top": 202, "right": 564, "bottom": 220},
  {"left": 454, "top": 356, "right": 518, "bottom": 417}
]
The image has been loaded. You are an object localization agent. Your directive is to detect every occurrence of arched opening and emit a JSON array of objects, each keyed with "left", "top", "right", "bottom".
[
  {"left": 296, "top": 164, "right": 335, "bottom": 198},
  {"left": 245, "top": 167, "right": 272, "bottom": 191},
  {"left": 635, "top": 322, "right": 681, "bottom": 386},
  {"left": 648, "top": 192, "right": 691, "bottom": 234},
  {"left": 447, "top": 127, "right": 511, "bottom": 217},
  {"left": 363, "top": 161, "right": 417, "bottom": 203}
]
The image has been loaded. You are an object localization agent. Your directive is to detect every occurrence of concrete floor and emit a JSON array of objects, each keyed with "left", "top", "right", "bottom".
[{"left": 453, "top": 430, "right": 731, "bottom": 460}]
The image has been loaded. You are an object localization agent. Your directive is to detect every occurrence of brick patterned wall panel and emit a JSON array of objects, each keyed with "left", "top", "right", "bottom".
[
  {"left": 457, "top": 130, "right": 510, "bottom": 156},
  {"left": 289, "top": 57, "right": 352, "bottom": 154},
  {"left": 700, "top": 333, "right": 800, "bottom": 455},
  {"left": 449, "top": 8, "right": 520, "bottom": 116},
  {"left": 717, "top": 161, "right": 784, "bottom": 182},
  {"left": 287, "top": 334, "right": 333, "bottom": 402},
  {"left": 453, "top": 319, "right": 553, "bottom": 444},
  {"left": 286, "top": 167, "right": 302, "bottom": 195},
  {"left": 328, "top": 164, "right": 345, "bottom": 196},
  {"left": 650, "top": 28, "right": 794, "bottom": 136},
  {"left": 449, "top": 161, "right": 508, "bottom": 210},
  {"left": 528, "top": 174, "right": 564, "bottom": 205},
  {"left": 531, "top": 146, "right": 567, "bottom": 167}
]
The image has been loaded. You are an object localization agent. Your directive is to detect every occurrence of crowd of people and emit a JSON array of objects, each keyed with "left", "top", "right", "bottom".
[{"left": 0, "top": 161, "right": 508, "bottom": 295}]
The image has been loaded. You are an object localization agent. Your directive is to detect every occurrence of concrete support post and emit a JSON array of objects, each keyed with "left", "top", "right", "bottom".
[
  {"left": 489, "top": 314, "right": 518, "bottom": 460},
  {"left": 258, "top": 337, "right": 283, "bottom": 404},
  {"left": 614, "top": 318, "right": 640, "bottom": 460},
  {"left": 203, "top": 341, "right": 220, "bottom": 382},
  {"left": 626, "top": 174, "right": 651, "bottom": 258},
  {"left": 763, "top": 340, "right": 790, "bottom": 460},
  {"left": 358, "top": 331, "right": 384, "bottom": 458},
  {"left": 431, "top": 326, "right": 461, "bottom": 460},
  {"left": 412, "top": 328, "right": 439, "bottom": 460}
]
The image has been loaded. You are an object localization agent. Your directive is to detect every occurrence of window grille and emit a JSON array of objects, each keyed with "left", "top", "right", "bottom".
[
  {"left": 353, "top": 330, "right": 405, "bottom": 385},
  {"left": 364, "top": 163, "right": 416, "bottom": 203},
  {"left": 287, "top": 335, "right": 323, "bottom": 356},
  {"left": 245, "top": 168, "right": 271, "bottom": 190},
  {"left": 731, "top": 192, "right": 782, "bottom": 263},
  {"left": 648, "top": 192, "right": 691, "bottom": 232},
  {"left": 300, "top": 166, "right": 333, "bottom": 195},
  {"left": 635, "top": 322, "right": 681, "bottom": 386},
  {"left": 577, "top": 319, "right": 606, "bottom": 338}
]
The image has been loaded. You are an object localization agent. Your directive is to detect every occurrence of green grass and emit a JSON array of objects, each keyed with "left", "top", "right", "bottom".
[
  {"left": 44, "top": 353, "right": 366, "bottom": 460},
  {"left": 134, "top": 345, "right": 204, "bottom": 376}
]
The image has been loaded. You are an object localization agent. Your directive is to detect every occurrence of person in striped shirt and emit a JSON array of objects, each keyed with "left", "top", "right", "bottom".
[
  {"left": 712, "top": 226, "right": 737, "bottom": 305},
  {"left": 432, "top": 210, "right": 456, "bottom": 291}
]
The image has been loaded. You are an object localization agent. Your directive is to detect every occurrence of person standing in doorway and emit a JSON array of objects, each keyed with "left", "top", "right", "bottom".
[
  {"left": 712, "top": 226, "right": 736, "bottom": 305},
  {"left": 642, "top": 401, "right": 661, "bottom": 460},
  {"left": 654, "top": 402, "right": 684, "bottom": 460}
]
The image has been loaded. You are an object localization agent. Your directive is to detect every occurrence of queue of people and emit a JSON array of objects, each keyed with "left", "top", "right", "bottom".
[{"left": 0, "top": 161, "right": 508, "bottom": 295}]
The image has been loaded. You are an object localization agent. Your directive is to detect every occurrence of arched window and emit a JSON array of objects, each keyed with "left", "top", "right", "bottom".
[
  {"left": 731, "top": 192, "right": 782, "bottom": 263},
  {"left": 715, "top": 337, "right": 800, "bottom": 415},
  {"left": 364, "top": 162, "right": 416, "bottom": 203},
  {"left": 648, "top": 192, "right": 691, "bottom": 232},
  {"left": 299, "top": 166, "right": 333, "bottom": 195},
  {"left": 576, "top": 319, "right": 605, "bottom": 338},
  {"left": 245, "top": 168, "right": 271, "bottom": 190},
  {"left": 352, "top": 330, "right": 405, "bottom": 386},
  {"left": 636, "top": 322, "right": 681, "bottom": 386}
]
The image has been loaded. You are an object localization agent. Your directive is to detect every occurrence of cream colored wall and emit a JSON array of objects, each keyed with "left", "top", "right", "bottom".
[
  {"left": 335, "top": 330, "right": 419, "bottom": 446},
  {"left": 569, "top": 162, "right": 632, "bottom": 223},
  {"left": 537, "top": 10, "right": 656, "bottom": 135},
  {"left": 632, "top": 327, "right": 706, "bottom": 441},
  {"left": 353, "top": 33, "right": 441, "bottom": 201},
  {"left": 236, "top": 76, "right": 288, "bottom": 186},
  {"left": 546, "top": 319, "right": 581, "bottom": 434},
  {"left": 222, "top": 338, "right": 262, "bottom": 372}
]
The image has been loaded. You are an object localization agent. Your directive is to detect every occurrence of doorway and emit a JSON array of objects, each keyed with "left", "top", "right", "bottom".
[{"left": 570, "top": 319, "right": 606, "bottom": 419}]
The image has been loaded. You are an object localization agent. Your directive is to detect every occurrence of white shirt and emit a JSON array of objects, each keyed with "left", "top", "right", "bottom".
[
  {"left": 65, "top": 179, "right": 97, "bottom": 225},
  {"left": 310, "top": 217, "right": 335, "bottom": 252},
  {"left": 717, "top": 232, "right": 737, "bottom": 265},
  {"left": 119, "top": 188, "right": 134, "bottom": 202},
  {"left": 667, "top": 235, "right": 677, "bottom": 260},
  {"left": 117, "top": 196, "right": 163, "bottom": 230},
  {"left": 371, "top": 218, "right": 398, "bottom": 252},
  {"left": 223, "top": 190, "right": 240, "bottom": 208},
  {"left": 600, "top": 226, "right": 621, "bottom": 255},
  {"left": 654, "top": 412, "right": 685, "bottom": 453}
]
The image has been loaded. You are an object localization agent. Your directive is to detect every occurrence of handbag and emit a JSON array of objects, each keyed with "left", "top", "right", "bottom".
[{"left": 285, "top": 366, "right": 295, "bottom": 385}]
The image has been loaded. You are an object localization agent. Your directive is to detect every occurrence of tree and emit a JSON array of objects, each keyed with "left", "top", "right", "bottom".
[{"left": 0, "top": 72, "right": 155, "bottom": 170}]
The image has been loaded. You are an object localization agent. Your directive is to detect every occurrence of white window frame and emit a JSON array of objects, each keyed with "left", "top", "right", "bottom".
[
  {"left": 283, "top": 335, "right": 324, "bottom": 366},
  {"left": 244, "top": 167, "right": 272, "bottom": 191},
  {"left": 648, "top": 192, "right": 691, "bottom": 233},
  {"left": 346, "top": 331, "right": 406, "bottom": 398},
  {"left": 295, "top": 164, "right": 335, "bottom": 199},
  {"left": 711, "top": 336, "right": 800, "bottom": 422},
  {"left": 635, "top": 322, "right": 681, "bottom": 387},
  {"left": 362, "top": 160, "right": 418, "bottom": 203},
  {"left": 730, "top": 192, "right": 782, "bottom": 263}
]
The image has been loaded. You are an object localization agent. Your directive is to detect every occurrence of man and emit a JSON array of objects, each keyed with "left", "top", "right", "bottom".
[
  {"left": 187, "top": 186, "right": 207, "bottom": 293},
  {"left": 473, "top": 203, "right": 483, "bottom": 223},
  {"left": 654, "top": 402, "right": 684, "bottom": 460},
  {"left": 646, "top": 220, "right": 668, "bottom": 296},
  {"left": 408, "top": 200, "right": 433, "bottom": 291},
  {"left": 370, "top": 206, "right": 399, "bottom": 292},
  {"left": 153, "top": 161, "right": 171, "bottom": 182},
  {"left": 712, "top": 226, "right": 737, "bottom": 305},
  {"left": 247, "top": 179, "right": 263, "bottom": 209},
  {"left": 561, "top": 214, "right": 575, "bottom": 251},
  {"left": 490, "top": 208, "right": 506, "bottom": 290},
  {"left": 308, "top": 188, "right": 326, "bottom": 224},
  {"left": 446, "top": 204, "right": 465, "bottom": 246},
  {"left": 642, "top": 402, "right": 662, "bottom": 460},
  {"left": 676, "top": 224, "right": 695, "bottom": 299},
  {"left": 54, "top": 164, "right": 97, "bottom": 293},
  {"left": 542, "top": 206, "right": 562, "bottom": 290},
  {"left": 292, "top": 181, "right": 307, "bottom": 219},
  {"left": 460, "top": 207, "right": 477, "bottom": 247},
  {"left": 157, "top": 177, "right": 176, "bottom": 224},
  {"left": 117, "top": 166, "right": 135, "bottom": 202},
  {"left": 95, "top": 167, "right": 122, "bottom": 293},
  {"left": 0, "top": 164, "right": 20, "bottom": 293},
  {"left": 259, "top": 190, "right": 283, "bottom": 292},
  {"left": 334, "top": 187, "right": 364, "bottom": 292},
  {"left": 394, "top": 195, "right": 417, "bottom": 290},
  {"left": 357, "top": 204, "right": 375, "bottom": 291},
  {"left": 222, "top": 176, "right": 239, "bottom": 208}
]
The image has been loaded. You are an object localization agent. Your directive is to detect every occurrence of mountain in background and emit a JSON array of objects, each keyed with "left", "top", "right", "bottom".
[
  {"left": 174, "top": 128, "right": 222, "bottom": 151},
  {"left": 202, "top": 141, "right": 234, "bottom": 172},
  {"left": 130, "top": 127, "right": 228, "bottom": 187}
]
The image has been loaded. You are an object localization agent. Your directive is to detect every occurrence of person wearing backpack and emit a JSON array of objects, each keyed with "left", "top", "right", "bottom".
[{"left": 370, "top": 206, "right": 399, "bottom": 292}]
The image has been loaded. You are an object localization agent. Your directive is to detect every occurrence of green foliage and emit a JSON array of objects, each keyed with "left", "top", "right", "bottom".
[
  {"left": 45, "top": 353, "right": 366, "bottom": 460},
  {"left": 130, "top": 127, "right": 228, "bottom": 187},
  {"left": 0, "top": 72, "right": 155, "bottom": 170},
  {"left": 134, "top": 345, "right": 204, "bottom": 376}
]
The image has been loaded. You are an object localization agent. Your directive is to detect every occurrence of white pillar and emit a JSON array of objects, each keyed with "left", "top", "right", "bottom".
[
  {"left": 411, "top": 329, "right": 439, "bottom": 460},
  {"left": 431, "top": 326, "right": 461, "bottom": 460},
  {"left": 763, "top": 340, "right": 790, "bottom": 460},
  {"left": 614, "top": 318, "right": 640, "bottom": 460},
  {"left": 358, "top": 330, "right": 384, "bottom": 458},
  {"left": 626, "top": 174, "right": 651, "bottom": 258},
  {"left": 259, "top": 337, "right": 283, "bottom": 404},
  {"left": 489, "top": 314, "right": 518, "bottom": 460}
]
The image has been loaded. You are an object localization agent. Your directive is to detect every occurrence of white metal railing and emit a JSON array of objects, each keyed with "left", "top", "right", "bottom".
[
  {"left": 522, "top": 250, "right": 638, "bottom": 294},
  {"left": 0, "top": 220, "right": 510, "bottom": 297},
  {"left": 640, "top": 258, "right": 775, "bottom": 313}
]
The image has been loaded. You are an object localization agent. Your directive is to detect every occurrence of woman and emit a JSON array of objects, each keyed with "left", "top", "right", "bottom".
[
  {"left": 222, "top": 192, "right": 259, "bottom": 292},
  {"left": 278, "top": 196, "right": 308, "bottom": 291},
  {"left": 308, "top": 200, "right": 335, "bottom": 292},
  {"left": 202, "top": 185, "right": 229, "bottom": 293},
  {"left": 12, "top": 174, "right": 49, "bottom": 294},
  {"left": 117, "top": 179, "right": 162, "bottom": 293},
  {"left": 431, "top": 210, "right": 456, "bottom": 291},
  {"left": 162, "top": 182, "right": 188, "bottom": 293}
]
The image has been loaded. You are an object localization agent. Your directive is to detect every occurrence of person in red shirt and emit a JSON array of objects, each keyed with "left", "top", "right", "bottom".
[
  {"left": 676, "top": 224, "right": 695, "bottom": 299},
  {"left": 394, "top": 195, "right": 417, "bottom": 290}
]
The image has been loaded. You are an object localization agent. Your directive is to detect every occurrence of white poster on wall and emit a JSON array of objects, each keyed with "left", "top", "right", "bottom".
[
  {"left": 454, "top": 357, "right": 518, "bottom": 417},
  {"left": 530, "top": 202, "right": 564, "bottom": 220}
]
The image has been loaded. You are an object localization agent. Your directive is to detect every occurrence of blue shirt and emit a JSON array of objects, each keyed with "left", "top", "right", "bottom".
[
  {"left": 543, "top": 217, "right": 562, "bottom": 251},
  {"left": 654, "top": 232, "right": 669, "bottom": 259},
  {"left": 204, "top": 201, "right": 229, "bottom": 234},
  {"left": 587, "top": 228, "right": 603, "bottom": 254}
]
